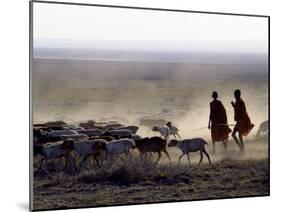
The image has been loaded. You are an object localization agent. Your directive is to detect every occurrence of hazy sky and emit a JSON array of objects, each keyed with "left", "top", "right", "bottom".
[{"left": 33, "top": 2, "right": 268, "bottom": 53}]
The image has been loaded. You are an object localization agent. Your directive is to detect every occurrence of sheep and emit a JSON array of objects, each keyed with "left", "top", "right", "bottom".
[
  {"left": 104, "top": 129, "right": 132, "bottom": 139},
  {"left": 256, "top": 120, "right": 268, "bottom": 138},
  {"left": 79, "top": 120, "right": 121, "bottom": 130},
  {"left": 135, "top": 137, "right": 171, "bottom": 163},
  {"left": 34, "top": 143, "right": 43, "bottom": 156},
  {"left": 168, "top": 138, "right": 212, "bottom": 166},
  {"left": 79, "top": 121, "right": 96, "bottom": 129},
  {"left": 77, "top": 129, "right": 103, "bottom": 137},
  {"left": 37, "top": 140, "right": 73, "bottom": 172},
  {"left": 103, "top": 123, "right": 125, "bottom": 131},
  {"left": 33, "top": 128, "right": 49, "bottom": 143},
  {"left": 167, "top": 125, "right": 181, "bottom": 139},
  {"left": 116, "top": 125, "right": 139, "bottom": 134},
  {"left": 131, "top": 134, "right": 142, "bottom": 142},
  {"left": 45, "top": 121, "right": 67, "bottom": 128},
  {"left": 152, "top": 126, "right": 170, "bottom": 140},
  {"left": 62, "top": 125, "right": 83, "bottom": 131},
  {"left": 90, "top": 135, "right": 115, "bottom": 142},
  {"left": 45, "top": 130, "right": 89, "bottom": 143},
  {"left": 47, "top": 129, "right": 78, "bottom": 137},
  {"left": 69, "top": 139, "right": 107, "bottom": 171},
  {"left": 106, "top": 138, "right": 135, "bottom": 160},
  {"left": 59, "top": 134, "right": 89, "bottom": 140}
]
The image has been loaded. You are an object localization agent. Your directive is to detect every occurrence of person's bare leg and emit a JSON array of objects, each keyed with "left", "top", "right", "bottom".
[
  {"left": 223, "top": 140, "right": 228, "bottom": 152},
  {"left": 232, "top": 130, "right": 241, "bottom": 150},
  {"left": 238, "top": 132, "right": 245, "bottom": 153},
  {"left": 212, "top": 142, "right": 216, "bottom": 155}
]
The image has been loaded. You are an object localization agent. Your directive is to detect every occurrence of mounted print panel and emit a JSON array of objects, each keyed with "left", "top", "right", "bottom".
[{"left": 30, "top": 1, "right": 269, "bottom": 211}]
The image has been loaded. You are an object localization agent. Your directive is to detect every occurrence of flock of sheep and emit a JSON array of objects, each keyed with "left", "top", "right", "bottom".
[
  {"left": 33, "top": 119, "right": 212, "bottom": 173},
  {"left": 33, "top": 118, "right": 268, "bottom": 174}
]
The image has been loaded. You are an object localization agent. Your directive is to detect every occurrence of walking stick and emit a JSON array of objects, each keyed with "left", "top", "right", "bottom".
[{"left": 193, "top": 123, "right": 235, "bottom": 131}]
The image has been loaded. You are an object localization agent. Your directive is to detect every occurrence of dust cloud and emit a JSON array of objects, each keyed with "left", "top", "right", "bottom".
[{"left": 32, "top": 48, "right": 268, "bottom": 161}]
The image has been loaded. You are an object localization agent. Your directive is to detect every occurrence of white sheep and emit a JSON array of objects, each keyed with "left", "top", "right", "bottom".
[
  {"left": 71, "top": 139, "right": 107, "bottom": 170},
  {"left": 167, "top": 125, "right": 181, "bottom": 139},
  {"left": 106, "top": 138, "right": 135, "bottom": 160},
  {"left": 38, "top": 140, "right": 73, "bottom": 172},
  {"left": 152, "top": 126, "right": 170, "bottom": 140},
  {"left": 168, "top": 138, "right": 212, "bottom": 166}
]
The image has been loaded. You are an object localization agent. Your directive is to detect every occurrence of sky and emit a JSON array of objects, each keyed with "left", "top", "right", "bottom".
[{"left": 33, "top": 2, "right": 268, "bottom": 53}]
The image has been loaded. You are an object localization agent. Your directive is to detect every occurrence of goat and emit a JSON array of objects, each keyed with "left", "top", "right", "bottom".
[
  {"left": 168, "top": 138, "right": 211, "bottom": 166},
  {"left": 135, "top": 137, "right": 171, "bottom": 163},
  {"left": 152, "top": 126, "right": 169, "bottom": 140}
]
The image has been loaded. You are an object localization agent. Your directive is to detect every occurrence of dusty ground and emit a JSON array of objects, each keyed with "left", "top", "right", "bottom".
[
  {"left": 32, "top": 50, "right": 269, "bottom": 211},
  {"left": 32, "top": 137, "right": 269, "bottom": 211}
]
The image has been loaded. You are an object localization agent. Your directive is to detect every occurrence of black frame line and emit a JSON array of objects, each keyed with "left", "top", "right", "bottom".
[
  {"left": 29, "top": 0, "right": 270, "bottom": 211},
  {"left": 31, "top": 0, "right": 269, "bottom": 18},
  {"left": 29, "top": 1, "right": 33, "bottom": 211}
]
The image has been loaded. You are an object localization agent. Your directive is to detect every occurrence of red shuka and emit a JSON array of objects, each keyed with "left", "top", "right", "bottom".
[
  {"left": 209, "top": 100, "right": 232, "bottom": 142},
  {"left": 233, "top": 98, "right": 254, "bottom": 136}
]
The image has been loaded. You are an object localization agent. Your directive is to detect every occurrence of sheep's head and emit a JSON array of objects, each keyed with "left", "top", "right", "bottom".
[
  {"left": 131, "top": 141, "right": 136, "bottom": 148},
  {"left": 102, "top": 131, "right": 113, "bottom": 136},
  {"left": 87, "top": 120, "right": 96, "bottom": 125},
  {"left": 152, "top": 126, "right": 158, "bottom": 132},
  {"left": 33, "top": 144, "right": 43, "bottom": 156},
  {"left": 61, "top": 139, "right": 74, "bottom": 152},
  {"left": 92, "top": 141, "right": 106, "bottom": 153},
  {"left": 168, "top": 139, "right": 178, "bottom": 147},
  {"left": 134, "top": 137, "right": 147, "bottom": 148}
]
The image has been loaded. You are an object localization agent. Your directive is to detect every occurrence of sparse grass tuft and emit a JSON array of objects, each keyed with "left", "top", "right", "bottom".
[{"left": 33, "top": 157, "right": 269, "bottom": 211}]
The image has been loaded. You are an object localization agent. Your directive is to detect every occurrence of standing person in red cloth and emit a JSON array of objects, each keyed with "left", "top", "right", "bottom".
[
  {"left": 208, "top": 91, "right": 232, "bottom": 154},
  {"left": 231, "top": 89, "right": 254, "bottom": 152}
]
